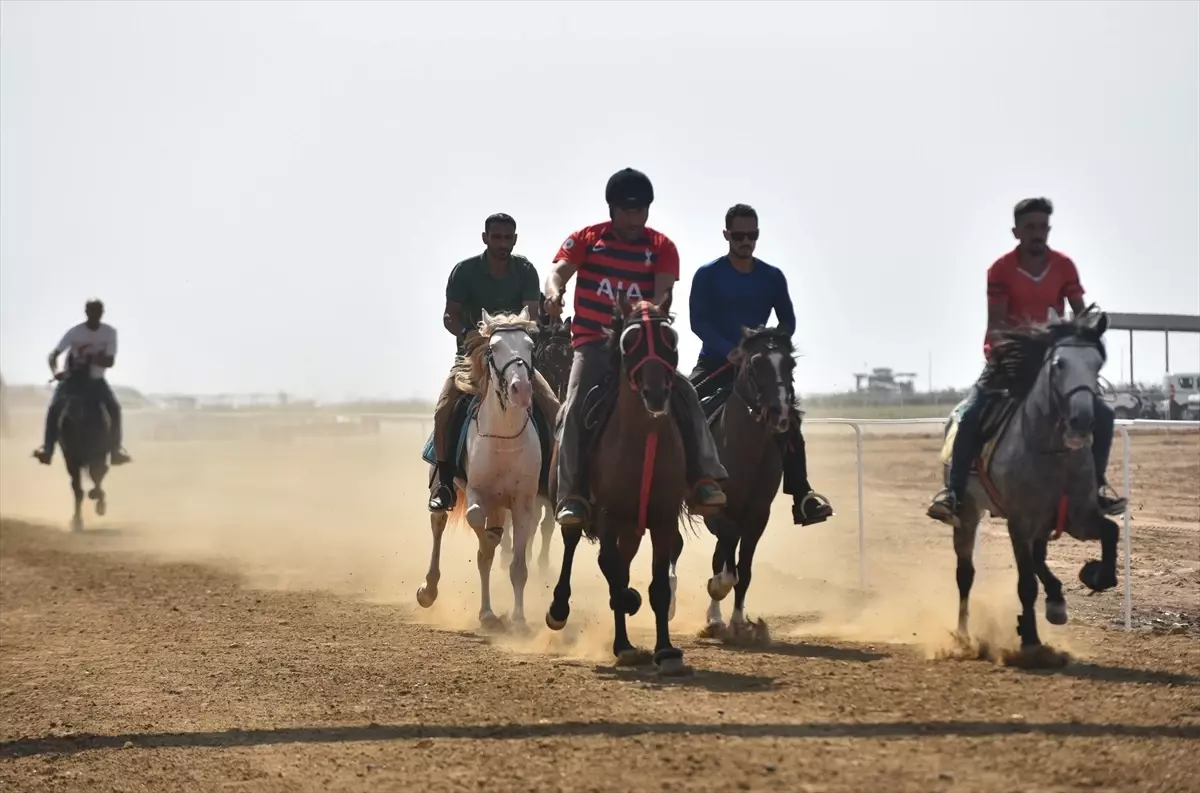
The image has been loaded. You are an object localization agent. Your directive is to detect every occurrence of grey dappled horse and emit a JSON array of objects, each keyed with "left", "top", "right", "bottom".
[{"left": 949, "top": 307, "right": 1119, "bottom": 655}]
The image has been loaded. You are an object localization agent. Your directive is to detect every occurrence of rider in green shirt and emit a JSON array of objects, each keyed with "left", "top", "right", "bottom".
[{"left": 430, "top": 213, "right": 560, "bottom": 512}]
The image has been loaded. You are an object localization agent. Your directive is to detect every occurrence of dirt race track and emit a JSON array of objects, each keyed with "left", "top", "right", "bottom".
[{"left": 1, "top": 414, "right": 1198, "bottom": 792}]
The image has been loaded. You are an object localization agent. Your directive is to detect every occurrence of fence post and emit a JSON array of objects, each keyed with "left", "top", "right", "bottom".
[
  {"left": 1121, "top": 424, "right": 1133, "bottom": 631},
  {"left": 854, "top": 423, "right": 866, "bottom": 590}
]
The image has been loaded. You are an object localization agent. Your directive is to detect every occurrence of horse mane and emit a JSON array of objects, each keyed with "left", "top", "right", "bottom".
[
  {"left": 452, "top": 311, "right": 539, "bottom": 395},
  {"left": 738, "top": 325, "right": 796, "bottom": 357},
  {"left": 981, "top": 305, "right": 1108, "bottom": 398}
]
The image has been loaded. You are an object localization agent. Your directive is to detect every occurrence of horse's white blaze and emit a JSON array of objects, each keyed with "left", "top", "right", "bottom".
[{"left": 768, "top": 352, "right": 789, "bottom": 413}]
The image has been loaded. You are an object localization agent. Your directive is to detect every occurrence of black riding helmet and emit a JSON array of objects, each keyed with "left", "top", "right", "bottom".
[{"left": 605, "top": 168, "right": 654, "bottom": 208}]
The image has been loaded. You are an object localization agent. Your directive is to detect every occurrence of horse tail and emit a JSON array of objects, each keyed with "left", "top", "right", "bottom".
[{"left": 444, "top": 486, "right": 469, "bottom": 532}]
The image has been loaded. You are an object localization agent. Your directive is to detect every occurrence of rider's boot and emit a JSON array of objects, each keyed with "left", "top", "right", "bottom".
[
  {"left": 792, "top": 492, "right": 834, "bottom": 526},
  {"left": 110, "top": 448, "right": 132, "bottom": 466},
  {"left": 555, "top": 496, "right": 590, "bottom": 527},
  {"left": 688, "top": 478, "right": 727, "bottom": 516},
  {"left": 1097, "top": 484, "right": 1127, "bottom": 516},
  {"left": 926, "top": 486, "right": 963, "bottom": 526},
  {"left": 32, "top": 446, "right": 53, "bottom": 465},
  {"left": 428, "top": 462, "right": 457, "bottom": 512}
]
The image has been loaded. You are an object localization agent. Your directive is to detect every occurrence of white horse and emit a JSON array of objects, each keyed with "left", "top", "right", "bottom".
[{"left": 417, "top": 307, "right": 543, "bottom": 631}]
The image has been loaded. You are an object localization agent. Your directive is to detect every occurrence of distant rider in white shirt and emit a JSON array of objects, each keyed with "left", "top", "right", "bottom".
[{"left": 33, "top": 299, "right": 132, "bottom": 466}]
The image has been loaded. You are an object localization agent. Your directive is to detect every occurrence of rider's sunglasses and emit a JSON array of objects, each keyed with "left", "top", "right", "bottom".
[{"left": 729, "top": 230, "right": 760, "bottom": 242}]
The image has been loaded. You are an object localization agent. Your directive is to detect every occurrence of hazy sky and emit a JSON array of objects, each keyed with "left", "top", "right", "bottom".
[{"left": 2, "top": 0, "right": 1197, "bottom": 401}]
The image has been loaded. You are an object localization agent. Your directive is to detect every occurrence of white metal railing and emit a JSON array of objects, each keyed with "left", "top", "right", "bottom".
[{"left": 806, "top": 417, "right": 1200, "bottom": 632}]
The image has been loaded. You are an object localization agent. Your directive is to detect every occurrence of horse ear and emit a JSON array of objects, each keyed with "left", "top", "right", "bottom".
[
  {"left": 481, "top": 309, "right": 494, "bottom": 327},
  {"left": 1095, "top": 311, "right": 1108, "bottom": 336},
  {"left": 518, "top": 305, "right": 531, "bottom": 322}
]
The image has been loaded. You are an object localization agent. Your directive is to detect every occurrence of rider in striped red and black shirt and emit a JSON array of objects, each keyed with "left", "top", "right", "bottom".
[{"left": 544, "top": 168, "right": 728, "bottom": 527}]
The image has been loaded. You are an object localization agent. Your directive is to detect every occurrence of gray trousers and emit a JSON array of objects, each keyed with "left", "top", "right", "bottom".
[{"left": 555, "top": 342, "right": 727, "bottom": 506}]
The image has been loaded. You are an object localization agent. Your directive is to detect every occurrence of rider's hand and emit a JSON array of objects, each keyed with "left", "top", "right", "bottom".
[
  {"left": 544, "top": 291, "right": 564, "bottom": 318},
  {"left": 52, "top": 371, "right": 66, "bottom": 382}
]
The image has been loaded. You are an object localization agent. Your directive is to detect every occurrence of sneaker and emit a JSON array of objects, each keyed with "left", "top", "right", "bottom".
[
  {"left": 32, "top": 447, "right": 52, "bottom": 465},
  {"left": 792, "top": 492, "right": 834, "bottom": 526},
  {"left": 555, "top": 497, "right": 589, "bottom": 527},
  {"left": 110, "top": 449, "right": 132, "bottom": 466},
  {"left": 1097, "top": 485, "right": 1127, "bottom": 516},
  {"left": 689, "top": 480, "right": 727, "bottom": 515},
  {"left": 428, "top": 483, "right": 456, "bottom": 512},
  {"left": 926, "top": 487, "right": 961, "bottom": 526}
]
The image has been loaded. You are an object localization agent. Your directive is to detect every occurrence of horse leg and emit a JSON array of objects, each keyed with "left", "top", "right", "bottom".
[
  {"left": 69, "top": 462, "right": 84, "bottom": 533},
  {"left": 597, "top": 517, "right": 645, "bottom": 663},
  {"left": 1079, "top": 516, "right": 1119, "bottom": 592},
  {"left": 1033, "top": 537, "right": 1067, "bottom": 626},
  {"left": 536, "top": 495, "right": 556, "bottom": 578},
  {"left": 508, "top": 496, "right": 538, "bottom": 628},
  {"left": 650, "top": 524, "right": 687, "bottom": 675},
  {"left": 416, "top": 510, "right": 448, "bottom": 608},
  {"left": 89, "top": 463, "right": 108, "bottom": 517},
  {"left": 953, "top": 504, "right": 982, "bottom": 640},
  {"left": 729, "top": 518, "right": 768, "bottom": 642},
  {"left": 469, "top": 488, "right": 504, "bottom": 632},
  {"left": 705, "top": 514, "right": 738, "bottom": 602},
  {"left": 545, "top": 522, "right": 582, "bottom": 631},
  {"left": 1008, "top": 527, "right": 1042, "bottom": 649},
  {"left": 667, "top": 529, "right": 682, "bottom": 622},
  {"left": 499, "top": 511, "right": 515, "bottom": 567}
]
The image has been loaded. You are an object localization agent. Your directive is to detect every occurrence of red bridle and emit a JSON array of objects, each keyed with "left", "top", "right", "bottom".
[{"left": 620, "top": 302, "right": 678, "bottom": 390}]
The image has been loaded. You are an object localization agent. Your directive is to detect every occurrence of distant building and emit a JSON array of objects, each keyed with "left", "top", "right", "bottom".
[{"left": 852, "top": 367, "right": 917, "bottom": 395}]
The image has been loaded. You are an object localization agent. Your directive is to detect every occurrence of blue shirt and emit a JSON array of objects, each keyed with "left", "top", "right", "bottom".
[{"left": 689, "top": 256, "right": 796, "bottom": 359}]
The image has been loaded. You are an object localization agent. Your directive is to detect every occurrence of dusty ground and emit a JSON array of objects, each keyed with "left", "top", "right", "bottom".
[{"left": 1, "top": 412, "right": 1198, "bottom": 792}]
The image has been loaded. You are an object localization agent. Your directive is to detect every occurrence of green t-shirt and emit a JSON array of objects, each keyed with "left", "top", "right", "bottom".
[{"left": 446, "top": 253, "right": 541, "bottom": 331}]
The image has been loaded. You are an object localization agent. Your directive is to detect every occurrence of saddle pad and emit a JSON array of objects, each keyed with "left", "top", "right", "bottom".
[{"left": 420, "top": 394, "right": 552, "bottom": 492}]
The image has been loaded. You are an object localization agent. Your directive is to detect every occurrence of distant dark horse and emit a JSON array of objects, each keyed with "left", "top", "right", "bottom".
[
  {"left": 57, "top": 370, "right": 112, "bottom": 532},
  {"left": 497, "top": 317, "right": 574, "bottom": 574},
  {"left": 545, "top": 299, "right": 694, "bottom": 676},
  {"left": 946, "top": 307, "right": 1119, "bottom": 663},
  {"left": 693, "top": 326, "right": 796, "bottom": 643}
]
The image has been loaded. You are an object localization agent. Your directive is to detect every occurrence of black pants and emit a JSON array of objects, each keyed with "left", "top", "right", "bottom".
[
  {"left": 689, "top": 354, "right": 812, "bottom": 497},
  {"left": 44, "top": 378, "right": 122, "bottom": 453}
]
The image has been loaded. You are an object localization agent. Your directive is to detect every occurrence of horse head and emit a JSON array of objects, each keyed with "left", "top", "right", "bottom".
[
  {"left": 988, "top": 305, "right": 1109, "bottom": 450},
  {"left": 610, "top": 297, "right": 679, "bottom": 418},
  {"left": 478, "top": 307, "right": 538, "bottom": 412},
  {"left": 532, "top": 318, "right": 573, "bottom": 401},
  {"left": 728, "top": 325, "right": 796, "bottom": 434}
]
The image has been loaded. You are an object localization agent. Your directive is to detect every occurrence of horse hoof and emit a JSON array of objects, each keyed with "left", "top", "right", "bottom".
[
  {"left": 546, "top": 602, "right": 569, "bottom": 631},
  {"left": 621, "top": 587, "right": 641, "bottom": 617},
  {"left": 70, "top": 517, "right": 83, "bottom": 534},
  {"left": 698, "top": 621, "right": 727, "bottom": 640},
  {"left": 416, "top": 586, "right": 438, "bottom": 608},
  {"left": 707, "top": 573, "right": 736, "bottom": 601},
  {"left": 1079, "top": 560, "right": 1117, "bottom": 592},
  {"left": 654, "top": 648, "right": 691, "bottom": 677},
  {"left": 479, "top": 613, "right": 507, "bottom": 634},
  {"left": 616, "top": 647, "right": 653, "bottom": 667},
  {"left": 95, "top": 499, "right": 107, "bottom": 517},
  {"left": 1045, "top": 600, "right": 1068, "bottom": 626}
]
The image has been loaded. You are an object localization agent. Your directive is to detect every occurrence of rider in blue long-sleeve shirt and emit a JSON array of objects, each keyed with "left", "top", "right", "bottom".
[{"left": 688, "top": 204, "right": 834, "bottom": 526}]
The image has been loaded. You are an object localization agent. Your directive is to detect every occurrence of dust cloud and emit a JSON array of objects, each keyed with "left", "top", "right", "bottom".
[{"left": 0, "top": 409, "right": 1072, "bottom": 663}]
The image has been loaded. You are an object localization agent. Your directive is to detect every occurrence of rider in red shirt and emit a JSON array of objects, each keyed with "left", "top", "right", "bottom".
[{"left": 927, "top": 197, "right": 1127, "bottom": 525}]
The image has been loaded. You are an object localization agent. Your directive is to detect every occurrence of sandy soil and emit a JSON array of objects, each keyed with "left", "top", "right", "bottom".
[{"left": 1, "top": 412, "right": 1198, "bottom": 792}]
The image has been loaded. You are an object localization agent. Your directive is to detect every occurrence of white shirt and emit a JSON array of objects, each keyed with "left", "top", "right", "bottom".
[{"left": 55, "top": 322, "right": 118, "bottom": 380}]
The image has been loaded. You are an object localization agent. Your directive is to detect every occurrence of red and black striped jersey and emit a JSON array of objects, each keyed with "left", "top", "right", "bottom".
[{"left": 553, "top": 222, "right": 680, "bottom": 348}]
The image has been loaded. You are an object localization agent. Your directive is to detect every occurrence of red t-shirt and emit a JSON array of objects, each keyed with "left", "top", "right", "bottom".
[
  {"left": 553, "top": 222, "right": 681, "bottom": 348},
  {"left": 983, "top": 248, "right": 1085, "bottom": 359}
]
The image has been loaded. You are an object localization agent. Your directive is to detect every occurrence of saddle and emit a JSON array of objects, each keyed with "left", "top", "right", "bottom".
[
  {"left": 420, "top": 394, "right": 553, "bottom": 494},
  {"left": 939, "top": 391, "right": 1019, "bottom": 516}
]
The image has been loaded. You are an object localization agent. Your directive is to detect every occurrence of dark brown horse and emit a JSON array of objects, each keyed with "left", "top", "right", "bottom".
[
  {"left": 545, "top": 299, "right": 693, "bottom": 675},
  {"left": 694, "top": 326, "right": 796, "bottom": 642}
]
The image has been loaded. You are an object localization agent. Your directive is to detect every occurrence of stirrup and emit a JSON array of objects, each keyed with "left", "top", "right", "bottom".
[
  {"left": 555, "top": 497, "right": 590, "bottom": 527},
  {"left": 795, "top": 491, "right": 834, "bottom": 526},
  {"left": 926, "top": 489, "right": 962, "bottom": 528},
  {"left": 428, "top": 484, "right": 456, "bottom": 513}
]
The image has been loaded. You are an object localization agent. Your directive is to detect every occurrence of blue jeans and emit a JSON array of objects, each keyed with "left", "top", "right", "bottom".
[
  {"left": 43, "top": 378, "right": 122, "bottom": 454},
  {"left": 947, "top": 386, "right": 1115, "bottom": 495}
]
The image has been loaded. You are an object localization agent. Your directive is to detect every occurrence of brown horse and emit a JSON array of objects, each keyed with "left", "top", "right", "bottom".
[
  {"left": 695, "top": 326, "right": 796, "bottom": 641},
  {"left": 544, "top": 299, "right": 693, "bottom": 675}
]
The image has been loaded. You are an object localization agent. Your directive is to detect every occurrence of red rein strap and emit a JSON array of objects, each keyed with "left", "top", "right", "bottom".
[{"left": 623, "top": 303, "right": 674, "bottom": 533}]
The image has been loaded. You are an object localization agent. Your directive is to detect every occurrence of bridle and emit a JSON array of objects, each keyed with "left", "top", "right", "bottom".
[
  {"left": 732, "top": 342, "right": 793, "bottom": 426},
  {"left": 1019, "top": 337, "right": 1103, "bottom": 454},
  {"left": 477, "top": 325, "right": 535, "bottom": 440},
  {"left": 619, "top": 306, "right": 678, "bottom": 391}
]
